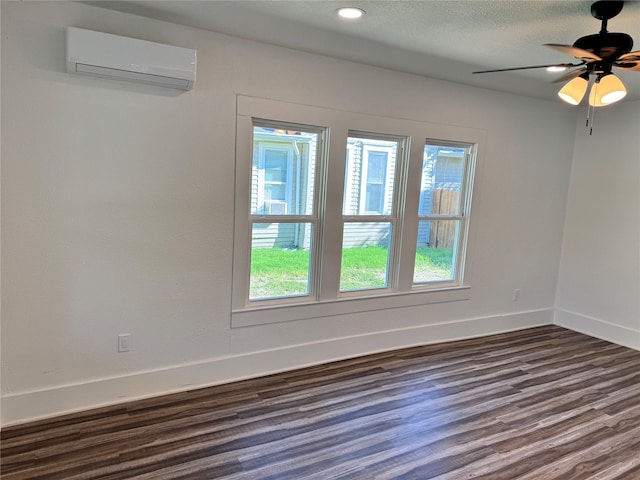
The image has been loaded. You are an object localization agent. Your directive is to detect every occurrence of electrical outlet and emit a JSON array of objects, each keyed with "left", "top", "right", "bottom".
[
  {"left": 118, "top": 333, "right": 131, "bottom": 353},
  {"left": 513, "top": 289, "right": 521, "bottom": 301}
]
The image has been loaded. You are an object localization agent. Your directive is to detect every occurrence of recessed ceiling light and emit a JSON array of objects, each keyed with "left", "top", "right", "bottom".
[
  {"left": 337, "top": 7, "right": 365, "bottom": 19},
  {"left": 547, "top": 66, "right": 568, "bottom": 72}
]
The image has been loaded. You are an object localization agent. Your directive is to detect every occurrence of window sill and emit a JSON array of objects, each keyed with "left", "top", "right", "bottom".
[{"left": 231, "top": 286, "right": 471, "bottom": 328}]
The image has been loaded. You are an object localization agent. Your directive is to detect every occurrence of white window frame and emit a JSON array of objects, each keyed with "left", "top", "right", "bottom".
[
  {"left": 341, "top": 133, "right": 405, "bottom": 295},
  {"left": 241, "top": 118, "right": 326, "bottom": 306},
  {"left": 412, "top": 140, "right": 476, "bottom": 289},
  {"left": 232, "top": 96, "right": 485, "bottom": 328}
]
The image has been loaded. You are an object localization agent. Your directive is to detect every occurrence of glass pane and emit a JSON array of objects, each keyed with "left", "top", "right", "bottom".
[
  {"left": 418, "top": 144, "right": 466, "bottom": 216},
  {"left": 252, "top": 126, "right": 318, "bottom": 216},
  {"left": 414, "top": 220, "right": 458, "bottom": 283},
  {"left": 343, "top": 137, "right": 397, "bottom": 216},
  {"left": 340, "top": 222, "right": 391, "bottom": 292},
  {"left": 264, "top": 184, "right": 286, "bottom": 202},
  {"left": 365, "top": 184, "right": 383, "bottom": 213},
  {"left": 250, "top": 223, "right": 313, "bottom": 300},
  {"left": 264, "top": 151, "right": 288, "bottom": 182},
  {"left": 367, "top": 152, "right": 387, "bottom": 183}
]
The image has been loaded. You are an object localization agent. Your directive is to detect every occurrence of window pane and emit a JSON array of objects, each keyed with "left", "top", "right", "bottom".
[
  {"left": 340, "top": 222, "right": 391, "bottom": 292},
  {"left": 250, "top": 223, "right": 313, "bottom": 300},
  {"left": 418, "top": 144, "right": 466, "bottom": 216},
  {"left": 264, "top": 151, "right": 288, "bottom": 182},
  {"left": 414, "top": 220, "right": 459, "bottom": 283},
  {"left": 264, "top": 184, "right": 286, "bottom": 202},
  {"left": 367, "top": 152, "right": 387, "bottom": 183},
  {"left": 344, "top": 137, "right": 397, "bottom": 216},
  {"left": 252, "top": 126, "right": 318, "bottom": 216},
  {"left": 365, "top": 184, "right": 384, "bottom": 213}
]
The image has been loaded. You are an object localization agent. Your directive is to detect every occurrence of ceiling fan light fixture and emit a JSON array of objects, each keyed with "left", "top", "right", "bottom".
[
  {"left": 558, "top": 74, "right": 589, "bottom": 105},
  {"left": 597, "top": 73, "right": 627, "bottom": 104},
  {"left": 473, "top": 1, "right": 638, "bottom": 112}
]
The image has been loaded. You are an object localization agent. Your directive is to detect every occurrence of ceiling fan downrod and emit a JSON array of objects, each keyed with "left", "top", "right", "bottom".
[{"left": 574, "top": 1, "right": 633, "bottom": 64}]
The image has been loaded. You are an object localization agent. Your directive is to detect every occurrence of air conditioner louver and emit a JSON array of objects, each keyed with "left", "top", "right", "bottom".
[{"left": 66, "top": 27, "right": 196, "bottom": 91}]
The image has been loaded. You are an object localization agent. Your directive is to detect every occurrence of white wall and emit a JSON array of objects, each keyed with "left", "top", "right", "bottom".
[
  {"left": 555, "top": 101, "right": 640, "bottom": 349},
  {"left": 1, "top": 1, "right": 576, "bottom": 425}
]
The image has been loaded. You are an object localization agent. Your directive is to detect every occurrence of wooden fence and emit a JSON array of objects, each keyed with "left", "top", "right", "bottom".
[{"left": 430, "top": 189, "right": 459, "bottom": 249}]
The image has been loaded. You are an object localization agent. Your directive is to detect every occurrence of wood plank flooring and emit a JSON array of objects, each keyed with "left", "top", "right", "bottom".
[{"left": 2, "top": 325, "right": 640, "bottom": 479}]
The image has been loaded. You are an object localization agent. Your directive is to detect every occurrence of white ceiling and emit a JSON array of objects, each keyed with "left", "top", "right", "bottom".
[{"left": 88, "top": 0, "right": 640, "bottom": 101}]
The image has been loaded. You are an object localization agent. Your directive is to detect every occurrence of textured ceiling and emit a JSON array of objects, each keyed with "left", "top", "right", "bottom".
[{"left": 88, "top": 0, "right": 640, "bottom": 101}]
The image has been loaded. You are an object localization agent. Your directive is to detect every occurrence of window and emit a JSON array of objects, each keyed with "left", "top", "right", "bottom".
[
  {"left": 341, "top": 134, "right": 402, "bottom": 292},
  {"left": 248, "top": 123, "right": 322, "bottom": 301},
  {"left": 232, "top": 97, "right": 482, "bottom": 327},
  {"left": 414, "top": 142, "right": 472, "bottom": 285}
]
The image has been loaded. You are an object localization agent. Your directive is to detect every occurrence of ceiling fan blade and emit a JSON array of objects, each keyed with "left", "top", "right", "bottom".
[
  {"left": 544, "top": 44, "right": 602, "bottom": 62},
  {"left": 615, "top": 50, "right": 640, "bottom": 70},
  {"left": 615, "top": 61, "right": 640, "bottom": 71},
  {"left": 472, "top": 63, "right": 580, "bottom": 74},
  {"left": 551, "top": 68, "right": 587, "bottom": 84},
  {"left": 617, "top": 51, "right": 640, "bottom": 62}
]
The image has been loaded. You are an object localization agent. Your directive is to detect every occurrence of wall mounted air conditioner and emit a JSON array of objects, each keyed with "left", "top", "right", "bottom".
[
  {"left": 264, "top": 201, "right": 288, "bottom": 215},
  {"left": 66, "top": 27, "right": 196, "bottom": 90}
]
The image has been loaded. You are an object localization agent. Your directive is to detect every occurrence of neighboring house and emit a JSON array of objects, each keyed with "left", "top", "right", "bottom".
[
  {"left": 342, "top": 138, "right": 397, "bottom": 249},
  {"left": 251, "top": 127, "right": 316, "bottom": 249},
  {"left": 251, "top": 130, "right": 464, "bottom": 250}
]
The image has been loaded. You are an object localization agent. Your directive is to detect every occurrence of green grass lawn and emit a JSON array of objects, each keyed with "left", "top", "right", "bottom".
[{"left": 250, "top": 246, "right": 453, "bottom": 299}]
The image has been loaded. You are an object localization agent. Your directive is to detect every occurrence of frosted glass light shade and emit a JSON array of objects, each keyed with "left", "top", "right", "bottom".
[
  {"left": 558, "top": 76, "right": 588, "bottom": 105},
  {"left": 598, "top": 74, "right": 627, "bottom": 104},
  {"left": 588, "top": 84, "right": 606, "bottom": 107}
]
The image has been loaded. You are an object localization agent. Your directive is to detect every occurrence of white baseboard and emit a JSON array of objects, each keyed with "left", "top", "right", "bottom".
[
  {"left": 1, "top": 308, "right": 552, "bottom": 427},
  {"left": 554, "top": 308, "right": 640, "bottom": 351}
]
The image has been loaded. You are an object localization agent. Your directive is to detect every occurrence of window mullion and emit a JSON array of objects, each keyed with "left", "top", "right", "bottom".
[
  {"left": 318, "top": 126, "right": 348, "bottom": 301},
  {"left": 396, "top": 131, "right": 426, "bottom": 292}
]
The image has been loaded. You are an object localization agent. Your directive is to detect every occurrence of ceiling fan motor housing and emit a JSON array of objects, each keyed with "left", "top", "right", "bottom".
[{"left": 573, "top": 32, "right": 633, "bottom": 59}]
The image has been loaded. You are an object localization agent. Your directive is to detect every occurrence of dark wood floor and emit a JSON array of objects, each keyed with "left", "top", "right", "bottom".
[{"left": 2, "top": 325, "right": 640, "bottom": 479}]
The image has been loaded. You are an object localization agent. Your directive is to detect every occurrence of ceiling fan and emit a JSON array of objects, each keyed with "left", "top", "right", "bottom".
[{"left": 473, "top": 1, "right": 640, "bottom": 107}]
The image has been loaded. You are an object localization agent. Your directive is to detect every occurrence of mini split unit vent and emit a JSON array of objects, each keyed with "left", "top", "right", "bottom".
[{"left": 66, "top": 27, "right": 197, "bottom": 90}]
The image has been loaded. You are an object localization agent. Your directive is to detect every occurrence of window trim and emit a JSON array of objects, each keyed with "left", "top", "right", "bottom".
[
  {"left": 232, "top": 95, "right": 486, "bottom": 328},
  {"left": 232, "top": 286, "right": 472, "bottom": 328}
]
